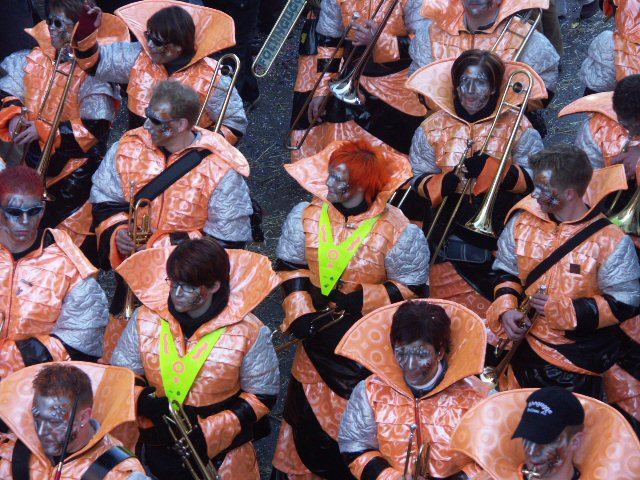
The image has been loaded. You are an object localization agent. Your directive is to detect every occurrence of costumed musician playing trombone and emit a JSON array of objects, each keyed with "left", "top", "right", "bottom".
[
  {"left": 0, "top": 0, "right": 127, "bottom": 249},
  {"left": 271, "top": 140, "right": 429, "bottom": 479}
]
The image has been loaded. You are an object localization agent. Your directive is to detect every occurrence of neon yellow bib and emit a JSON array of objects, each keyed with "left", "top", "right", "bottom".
[
  {"left": 159, "top": 320, "right": 226, "bottom": 405},
  {"left": 318, "top": 203, "right": 380, "bottom": 295}
]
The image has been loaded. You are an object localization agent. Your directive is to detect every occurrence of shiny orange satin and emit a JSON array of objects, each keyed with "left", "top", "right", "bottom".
[
  {"left": 0, "top": 361, "right": 143, "bottom": 479},
  {"left": 613, "top": 0, "right": 640, "bottom": 79},
  {"left": 451, "top": 389, "right": 640, "bottom": 480},
  {"left": 429, "top": 261, "right": 492, "bottom": 319},
  {"left": 335, "top": 299, "right": 488, "bottom": 478}
]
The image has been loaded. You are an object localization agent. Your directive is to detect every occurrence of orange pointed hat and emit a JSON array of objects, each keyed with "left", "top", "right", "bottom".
[
  {"left": 451, "top": 388, "right": 640, "bottom": 480},
  {"left": 558, "top": 91, "right": 617, "bottom": 123},
  {"left": 335, "top": 299, "right": 487, "bottom": 399},
  {"left": 116, "top": 0, "right": 235, "bottom": 67},
  {"left": 0, "top": 362, "right": 135, "bottom": 462}
]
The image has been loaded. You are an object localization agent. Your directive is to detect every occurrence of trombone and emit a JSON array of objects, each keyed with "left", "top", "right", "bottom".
[
  {"left": 272, "top": 308, "right": 345, "bottom": 353},
  {"left": 163, "top": 400, "right": 220, "bottom": 480},
  {"left": 491, "top": 9, "right": 542, "bottom": 63},
  {"left": 401, "top": 424, "right": 432, "bottom": 480},
  {"left": 196, "top": 53, "right": 241, "bottom": 134},
  {"left": 607, "top": 137, "right": 640, "bottom": 235}
]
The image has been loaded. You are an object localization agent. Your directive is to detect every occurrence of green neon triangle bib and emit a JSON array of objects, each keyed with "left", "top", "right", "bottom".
[
  {"left": 159, "top": 320, "right": 226, "bottom": 405},
  {"left": 318, "top": 203, "right": 380, "bottom": 296}
]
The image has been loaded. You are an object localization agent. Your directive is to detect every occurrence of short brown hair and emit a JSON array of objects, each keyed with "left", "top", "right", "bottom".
[
  {"left": 150, "top": 80, "right": 201, "bottom": 126},
  {"left": 33, "top": 364, "right": 93, "bottom": 409},
  {"left": 167, "top": 237, "right": 230, "bottom": 290},
  {"left": 390, "top": 301, "right": 452, "bottom": 354},
  {"left": 451, "top": 49, "right": 505, "bottom": 94},
  {"left": 147, "top": 6, "right": 196, "bottom": 56},
  {"left": 529, "top": 145, "right": 593, "bottom": 195},
  {"left": 49, "top": 0, "right": 95, "bottom": 22}
]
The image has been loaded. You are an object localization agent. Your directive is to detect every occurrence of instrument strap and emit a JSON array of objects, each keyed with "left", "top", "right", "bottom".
[
  {"left": 133, "top": 148, "right": 210, "bottom": 203},
  {"left": 80, "top": 446, "right": 134, "bottom": 480},
  {"left": 159, "top": 320, "right": 226, "bottom": 405},
  {"left": 524, "top": 217, "right": 611, "bottom": 290},
  {"left": 11, "top": 440, "right": 30, "bottom": 480},
  {"left": 317, "top": 203, "right": 380, "bottom": 295}
]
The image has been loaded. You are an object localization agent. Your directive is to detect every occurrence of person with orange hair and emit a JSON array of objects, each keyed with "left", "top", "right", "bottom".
[
  {"left": 271, "top": 140, "right": 429, "bottom": 479},
  {"left": 0, "top": 166, "right": 109, "bottom": 380}
]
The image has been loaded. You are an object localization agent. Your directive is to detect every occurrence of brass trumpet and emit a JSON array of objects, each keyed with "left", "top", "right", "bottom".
[
  {"left": 163, "top": 400, "right": 220, "bottom": 480},
  {"left": 401, "top": 424, "right": 432, "bottom": 480},
  {"left": 522, "top": 466, "right": 541, "bottom": 479},
  {"left": 401, "top": 424, "right": 417, "bottom": 480},
  {"left": 196, "top": 53, "right": 241, "bottom": 133},
  {"left": 272, "top": 308, "right": 345, "bottom": 353}
]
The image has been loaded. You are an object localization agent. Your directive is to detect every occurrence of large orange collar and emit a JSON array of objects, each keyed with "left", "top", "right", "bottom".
[
  {"left": 284, "top": 141, "right": 412, "bottom": 220},
  {"left": 422, "top": 0, "right": 549, "bottom": 36},
  {"left": 407, "top": 59, "right": 546, "bottom": 123},
  {"left": 335, "top": 299, "right": 486, "bottom": 399},
  {"left": 451, "top": 389, "right": 640, "bottom": 480},
  {"left": 508, "top": 164, "right": 628, "bottom": 224},
  {"left": 26, "top": 13, "right": 129, "bottom": 60},
  {"left": 116, "top": 248, "right": 279, "bottom": 334},
  {"left": 0, "top": 362, "right": 136, "bottom": 464},
  {"left": 558, "top": 92, "right": 618, "bottom": 124},
  {"left": 116, "top": 0, "right": 235, "bottom": 70}
]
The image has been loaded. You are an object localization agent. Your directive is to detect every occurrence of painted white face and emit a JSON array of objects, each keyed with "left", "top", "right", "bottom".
[
  {"left": 523, "top": 431, "right": 572, "bottom": 478},
  {"left": 0, "top": 193, "right": 44, "bottom": 246},
  {"left": 394, "top": 339, "right": 442, "bottom": 388},
  {"left": 531, "top": 169, "right": 563, "bottom": 214},
  {"left": 326, "top": 163, "right": 354, "bottom": 204},
  {"left": 457, "top": 65, "right": 493, "bottom": 115}
]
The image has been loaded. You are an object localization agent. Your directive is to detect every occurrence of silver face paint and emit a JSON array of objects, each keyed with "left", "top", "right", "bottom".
[
  {"left": 531, "top": 169, "right": 561, "bottom": 213},
  {"left": 394, "top": 339, "right": 441, "bottom": 388},
  {"left": 326, "top": 163, "right": 353, "bottom": 203},
  {"left": 457, "top": 65, "right": 493, "bottom": 115},
  {"left": 523, "top": 433, "right": 570, "bottom": 477},
  {"left": 32, "top": 395, "right": 76, "bottom": 458}
]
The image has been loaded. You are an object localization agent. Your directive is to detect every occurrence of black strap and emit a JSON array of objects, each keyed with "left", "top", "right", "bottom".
[
  {"left": 80, "top": 446, "right": 134, "bottom": 480},
  {"left": 524, "top": 217, "right": 611, "bottom": 290},
  {"left": 134, "top": 149, "right": 210, "bottom": 203},
  {"left": 11, "top": 440, "right": 31, "bottom": 480}
]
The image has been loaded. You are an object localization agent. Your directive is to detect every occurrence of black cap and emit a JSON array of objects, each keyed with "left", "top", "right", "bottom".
[{"left": 512, "top": 387, "right": 585, "bottom": 444}]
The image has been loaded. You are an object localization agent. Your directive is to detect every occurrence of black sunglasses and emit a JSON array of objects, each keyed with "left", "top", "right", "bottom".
[
  {"left": 1, "top": 204, "right": 45, "bottom": 219},
  {"left": 46, "top": 15, "right": 74, "bottom": 30},
  {"left": 144, "top": 31, "right": 169, "bottom": 48},
  {"left": 144, "top": 107, "right": 173, "bottom": 126}
]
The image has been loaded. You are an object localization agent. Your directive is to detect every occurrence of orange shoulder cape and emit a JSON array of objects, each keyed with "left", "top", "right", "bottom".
[
  {"left": 615, "top": 0, "right": 640, "bottom": 44},
  {"left": 335, "top": 299, "right": 487, "bottom": 398},
  {"left": 451, "top": 388, "right": 640, "bottom": 480},
  {"left": 558, "top": 92, "right": 617, "bottom": 123}
]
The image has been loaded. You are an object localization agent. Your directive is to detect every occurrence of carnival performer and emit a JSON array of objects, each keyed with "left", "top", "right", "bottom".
[
  {"left": 0, "top": 166, "right": 108, "bottom": 380},
  {"left": 0, "top": 362, "right": 149, "bottom": 479},
  {"left": 412, "top": 0, "right": 560, "bottom": 99},
  {"left": 451, "top": 387, "right": 640, "bottom": 479},
  {"left": 271, "top": 140, "right": 429, "bottom": 479},
  {"left": 111, "top": 238, "right": 280, "bottom": 480},
  {"left": 338, "top": 299, "right": 488, "bottom": 479},
  {"left": 486, "top": 145, "right": 640, "bottom": 398},
  {"left": 407, "top": 51, "right": 543, "bottom": 334},
  {"left": 0, "top": 0, "right": 127, "bottom": 247},
  {"left": 290, "top": 0, "right": 428, "bottom": 160},
  {"left": 90, "top": 80, "right": 253, "bottom": 274},
  {"left": 580, "top": 0, "right": 640, "bottom": 94},
  {"left": 72, "top": 0, "right": 247, "bottom": 144}
]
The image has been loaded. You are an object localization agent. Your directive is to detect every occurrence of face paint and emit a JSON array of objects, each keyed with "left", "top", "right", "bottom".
[
  {"left": 0, "top": 194, "right": 44, "bottom": 247},
  {"left": 523, "top": 433, "right": 570, "bottom": 477},
  {"left": 144, "top": 104, "right": 176, "bottom": 146},
  {"left": 143, "top": 27, "right": 182, "bottom": 64},
  {"left": 532, "top": 170, "right": 561, "bottom": 213},
  {"left": 457, "top": 65, "right": 493, "bottom": 115},
  {"left": 326, "top": 163, "right": 353, "bottom": 203},
  {"left": 32, "top": 395, "right": 77, "bottom": 458},
  {"left": 463, "top": 0, "right": 501, "bottom": 17},
  {"left": 47, "top": 10, "right": 74, "bottom": 50},
  {"left": 394, "top": 339, "right": 442, "bottom": 388}
]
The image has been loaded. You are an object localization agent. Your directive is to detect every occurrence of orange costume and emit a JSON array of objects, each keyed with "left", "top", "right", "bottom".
[
  {"left": 415, "top": 0, "right": 559, "bottom": 94},
  {"left": 271, "top": 142, "right": 429, "bottom": 479},
  {"left": 0, "top": 362, "right": 147, "bottom": 479},
  {"left": 581, "top": 0, "right": 640, "bottom": 93},
  {"left": 0, "top": 228, "right": 108, "bottom": 380},
  {"left": 406, "top": 59, "right": 544, "bottom": 326},
  {"left": 90, "top": 126, "right": 253, "bottom": 271},
  {"left": 111, "top": 247, "right": 280, "bottom": 480},
  {"left": 72, "top": 0, "right": 247, "bottom": 144},
  {"left": 487, "top": 165, "right": 640, "bottom": 399},
  {"left": 336, "top": 299, "right": 488, "bottom": 479},
  {"left": 0, "top": 15, "right": 128, "bottom": 246},
  {"left": 289, "top": 0, "right": 427, "bottom": 161},
  {"left": 451, "top": 389, "right": 640, "bottom": 479}
]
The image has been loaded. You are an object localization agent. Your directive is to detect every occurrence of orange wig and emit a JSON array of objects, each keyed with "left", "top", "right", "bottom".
[
  {"left": 0, "top": 166, "right": 44, "bottom": 204},
  {"left": 328, "top": 140, "right": 391, "bottom": 204}
]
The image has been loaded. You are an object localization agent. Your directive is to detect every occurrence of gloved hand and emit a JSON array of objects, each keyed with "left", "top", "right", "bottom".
[
  {"left": 172, "top": 414, "right": 209, "bottom": 463},
  {"left": 463, "top": 152, "right": 490, "bottom": 179},
  {"left": 441, "top": 171, "right": 460, "bottom": 197},
  {"left": 74, "top": 3, "right": 101, "bottom": 43},
  {"left": 289, "top": 311, "right": 334, "bottom": 339},
  {"left": 328, "top": 288, "right": 363, "bottom": 315},
  {"left": 137, "top": 386, "right": 170, "bottom": 424}
]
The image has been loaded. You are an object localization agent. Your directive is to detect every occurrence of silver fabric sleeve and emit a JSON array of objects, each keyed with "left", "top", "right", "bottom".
[
  {"left": 275, "top": 202, "right": 309, "bottom": 264},
  {"left": 338, "top": 380, "right": 379, "bottom": 453},
  {"left": 204, "top": 72, "right": 247, "bottom": 135},
  {"left": 203, "top": 170, "right": 253, "bottom": 242},
  {"left": 90, "top": 140, "right": 125, "bottom": 203},
  {"left": 575, "top": 118, "right": 605, "bottom": 169},
  {"left": 519, "top": 30, "right": 560, "bottom": 93},
  {"left": 317, "top": 0, "right": 344, "bottom": 38},
  {"left": 599, "top": 235, "right": 640, "bottom": 306},
  {"left": 239, "top": 325, "right": 280, "bottom": 396},
  {"left": 492, "top": 213, "right": 520, "bottom": 276},
  {"left": 385, "top": 222, "right": 430, "bottom": 285},
  {"left": 0, "top": 51, "right": 28, "bottom": 100},
  {"left": 78, "top": 75, "right": 120, "bottom": 121},
  {"left": 409, "top": 20, "right": 434, "bottom": 74},
  {"left": 512, "top": 127, "right": 543, "bottom": 177},
  {"left": 409, "top": 125, "right": 439, "bottom": 186},
  {"left": 404, "top": 0, "right": 428, "bottom": 33},
  {"left": 95, "top": 42, "right": 143, "bottom": 84},
  {"left": 126, "top": 473, "right": 152, "bottom": 480},
  {"left": 51, "top": 277, "right": 109, "bottom": 357},
  {"left": 111, "top": 309, "right": 145, "bottom": 375},
  {"left": 580, "top": 31, "right": 617, "bottom": 93}
]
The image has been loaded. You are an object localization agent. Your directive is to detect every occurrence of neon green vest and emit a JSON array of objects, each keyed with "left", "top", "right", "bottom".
[
  {"left": 159, "top": 320, "right": 226, "bottom": 405},
  {"left": 318, "top": 203, "right": 380, "bottom": 296}
]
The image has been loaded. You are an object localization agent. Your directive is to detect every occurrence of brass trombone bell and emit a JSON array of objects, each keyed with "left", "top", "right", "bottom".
[{"left": 196, "top": 53, "right": 240, "bottom": 133}]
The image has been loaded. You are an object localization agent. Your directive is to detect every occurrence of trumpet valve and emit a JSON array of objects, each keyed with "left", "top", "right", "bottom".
[{"left": 479, "top": 366, "right": 498, "bottom": 386}]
